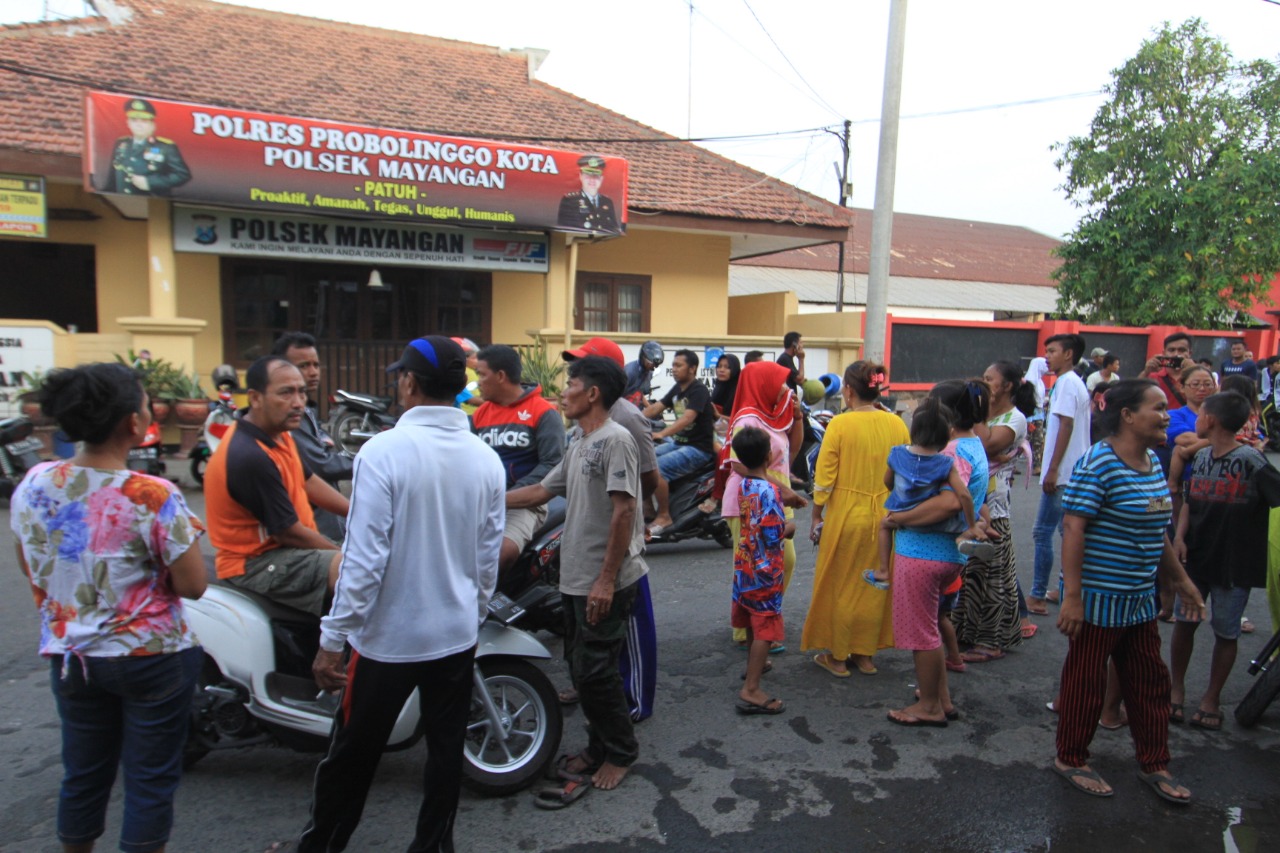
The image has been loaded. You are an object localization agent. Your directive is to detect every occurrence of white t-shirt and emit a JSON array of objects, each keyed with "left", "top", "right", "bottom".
[
  {"left": 1041, "top": 370, "right": 1092, "bottom": 487},
  {"left": 1085, "top": 370, "right": 1119, "bottom": 392},
  {"left": 986, "top": 408, "right": 1028, "bottom": 519}
]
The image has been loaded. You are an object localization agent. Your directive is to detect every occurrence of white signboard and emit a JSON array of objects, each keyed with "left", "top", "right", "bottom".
[
  {"left": 0, "top": 326, "right": 55, "bottom": 417},
  {"left": 172, "top": 205, "right": 550, "bottom": 273}
]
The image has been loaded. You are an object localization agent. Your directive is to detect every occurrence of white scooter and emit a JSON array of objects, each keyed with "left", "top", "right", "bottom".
[{"left": 182, "top": 584, "right": 563, "bottom": 795}]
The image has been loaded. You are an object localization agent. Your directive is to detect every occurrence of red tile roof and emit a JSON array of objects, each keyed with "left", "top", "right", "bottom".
[
  {"left": 0, "top": 0, "right": 850, "bottom": 229},
  {"left": 737, "top": 209, "right": 1062, "bottom": 286}
]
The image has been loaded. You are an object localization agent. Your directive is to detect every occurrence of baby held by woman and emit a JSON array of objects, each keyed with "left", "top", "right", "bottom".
[{"left": 866, "top": 399, "right": 993, "bottom": 590}]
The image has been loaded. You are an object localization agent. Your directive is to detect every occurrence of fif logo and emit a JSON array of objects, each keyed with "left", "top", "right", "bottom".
[
  {"left": 474, "top": 239, "right": 547, "bottom": 261},
  {"left": 192, "top": 214, "right": 218, "bottom": 245}
]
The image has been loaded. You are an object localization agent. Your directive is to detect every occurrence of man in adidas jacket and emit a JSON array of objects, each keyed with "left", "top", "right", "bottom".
[{"left": 472, "top": 343, "right": 566, "bottom": 572}]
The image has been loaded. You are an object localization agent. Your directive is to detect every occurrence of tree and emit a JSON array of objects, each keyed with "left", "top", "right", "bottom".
[{"left": 1052, "top": 19, "right": 1280, "bottom": 327}]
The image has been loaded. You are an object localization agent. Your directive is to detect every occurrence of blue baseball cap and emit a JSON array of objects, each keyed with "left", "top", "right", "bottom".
[{"left": 386, "top": 335, "right": 466, "bottom": 377}]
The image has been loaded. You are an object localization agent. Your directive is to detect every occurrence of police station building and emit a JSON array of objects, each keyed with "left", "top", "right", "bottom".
[{"left": 0, "top": 0, "right": 852, "bottom": 411}]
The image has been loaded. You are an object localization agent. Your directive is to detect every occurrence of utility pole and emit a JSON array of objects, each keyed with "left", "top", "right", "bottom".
[
  {"left": 832, "top": 119, "right": 852, "bottom": 312},
  {"left": 864, "top": 0, "right": 908, "bottom": 361}
]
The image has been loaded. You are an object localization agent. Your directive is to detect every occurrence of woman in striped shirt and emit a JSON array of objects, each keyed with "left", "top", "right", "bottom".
[{"left": 1052, "top": 379, "right": 1206, "bottom": 803}]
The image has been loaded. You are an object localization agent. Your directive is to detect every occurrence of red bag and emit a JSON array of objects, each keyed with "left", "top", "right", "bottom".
[{"left": 711, "top": 441, "right": 734, "bottom": 500}]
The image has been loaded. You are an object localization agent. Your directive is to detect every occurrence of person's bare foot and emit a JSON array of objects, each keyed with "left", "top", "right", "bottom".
[
  {"left": 892, "top": 700, "right": 946, "bottom": 724},
  {"left": 592, "top": 761, "right": 630, "bottom": 790}
]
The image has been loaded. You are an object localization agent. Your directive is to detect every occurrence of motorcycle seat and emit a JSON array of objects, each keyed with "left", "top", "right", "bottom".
[
  {"left": 211, "top": 579, "right": 320, "bottom": 627},
  {"left": 334, "top": 390, "right": 393, "bottom": 408},
  {"left": 0, "top": 416, "right": 34, "bottom": 445}
]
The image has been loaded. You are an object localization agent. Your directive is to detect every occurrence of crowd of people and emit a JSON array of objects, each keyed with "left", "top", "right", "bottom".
[{"left": 11, "top": 327, "right": 1280, "bottom": 850}]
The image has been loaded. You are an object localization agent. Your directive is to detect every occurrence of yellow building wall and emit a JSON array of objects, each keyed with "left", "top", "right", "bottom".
[
  {"left": 728, "top": 292, "right": 799, "bottom": 337},
  {"left": 35, "top": 183, "right": 150, "bottom": 335},
  {"left": 574, "top": 230, "right": 730, "bottom": 337},
  {"left": 490, "top": 269, "right": 549, "bottom": 345},
  {"left": 174, "top": 252, "right": 223, "bottom": 376}
]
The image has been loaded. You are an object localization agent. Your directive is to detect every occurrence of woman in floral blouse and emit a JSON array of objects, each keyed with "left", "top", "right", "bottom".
[{"left": 11, "top": 362, "right": 207, "bottom": 853}]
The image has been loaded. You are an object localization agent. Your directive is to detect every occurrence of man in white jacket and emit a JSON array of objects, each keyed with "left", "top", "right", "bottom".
[{"left": 290, "top": 335, "right": 506, "bottom": 853}]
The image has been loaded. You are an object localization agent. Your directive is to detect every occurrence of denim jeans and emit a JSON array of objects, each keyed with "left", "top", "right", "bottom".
[
  {"left": 50, "top": 646, "right": 203, "bottom": 853},
  {"left": 1031, "top": 487, "right": 1065, "bottom": 599},
  {"left": 654, "top": 438, "right": 713, "bottom": 482}
]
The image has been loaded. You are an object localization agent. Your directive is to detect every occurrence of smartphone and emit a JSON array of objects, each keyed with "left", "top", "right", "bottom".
[{"left": 810, "top": 521, "right": 823, "bottom": 547}]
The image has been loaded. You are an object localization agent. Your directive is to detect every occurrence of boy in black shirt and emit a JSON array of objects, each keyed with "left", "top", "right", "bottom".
[{"left": 1170, "top": 391, "right": 1280, "bottom": 731}]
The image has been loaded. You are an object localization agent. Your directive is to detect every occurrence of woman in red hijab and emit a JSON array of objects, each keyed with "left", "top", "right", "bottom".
[{"left": 723, "top": 362, "right": 807, "bottom": 649}]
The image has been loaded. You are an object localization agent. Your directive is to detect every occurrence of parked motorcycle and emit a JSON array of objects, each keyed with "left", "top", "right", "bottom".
[
  {"left": 0, "top": 415, "right": 44, "bottom": 499},
  {"left": 182, "top": 582, "right": 563, "bottom": 795},
  {"left": 648, "top": 461, "right": 733, "bottom": 549},
  {"left": 499, "top": 497, "right": 567, "bottom": 636},
  {"left": 1234, "top": 625, "right": 1280, "bottom": 728},
  {"left": 187, "top": 390, "right": 238, "bottom": 485},
  {"left": 125, "top": 420, "right": 165, "bottom": 477},
  {"left": 327, "top": 389, "right": 398, "bottom": 456},
  {"left": 802, "top": 406, "right": 834, "bottom": 485}
]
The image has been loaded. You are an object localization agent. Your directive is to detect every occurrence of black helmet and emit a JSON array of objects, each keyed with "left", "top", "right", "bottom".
[
  {"left": 210, "top": 364, "right": 240, "bottom": 392},
  {"left": 640, "top": 340, "right": 664, "bottom": 368}
]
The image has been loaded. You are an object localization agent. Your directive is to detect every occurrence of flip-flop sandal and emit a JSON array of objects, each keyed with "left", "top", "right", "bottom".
[
  {"left": 1241, "top": 617, "right": 1255, "bottom": 634},
  {"left": 887, "top": 709, "right": 948, "bottom": 728},
  {"left": 945, "top": 658, "right": 967, "bottom": 673},
  {"left": 1136, "top": 770, "right": 1192, "bottom": 805},
  {"left": 647, "top": 523, "right": 670, "bottom": 538},
  {"left": 1189, "top": 709, "right": 1223, "bottom": 731},
  {"left": 1170, "top": 703, "right": 1184, "bottom": 724},
  {"left": 533, "top": 776, "right": 592, "bottom": 809},
  {"left": 1098, "top": 718, "right": 1129, "bottom": 731},
  {"left": 847, "top": 655, "right": 879, "bottom": 675},
  {"left": 1051, "top": 763, "right": 1113, "bottom": 798},
  {"left": 264, "top": 843, "right": 295, "bottom": 853},
  {"left": 1027, "top": 603, "right": 1049, "bottom": 616},
  {"left": 1046, "top": 700, "right": 1057, "bottom": 713},
  {"left": 558, "top": 688, "right": 580, "bottom": 705},
  {"left": 960, "top": 648, "right": 1005, "bottom": 663},
  {"left": 812, "top": 653, "right": 851, "bottom": 678},
  {"left": 861, "top": 569, "right": 891, "bottom": 591},
  {"left": 910, "top": 690, "right": 959, "bottom": 720},
  {"left": 1021, "top": 623, "right": 1039, "bottom": 639},
  {"left": 548, "top": 751, "right": 600, "bottom": 781},
  {"left": 736, "top": 697, "right": 785, "bottom": 715},
  {"left": 768, "top": 642, "right": 787, "bottom": 655}
]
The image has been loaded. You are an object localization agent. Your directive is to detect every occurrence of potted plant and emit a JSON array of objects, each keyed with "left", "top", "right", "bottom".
[
  {"left": 516, "top": 341, "right": 565, "bottom": 400},
  {"left": 115, "top": 351, "right": 180, "bottom": 422},
  {"left": 18, "top": 368, "right": 53, "bottom": 426},
  {"left": 171, "top": 371, "right": 211, "bottom": 425}
]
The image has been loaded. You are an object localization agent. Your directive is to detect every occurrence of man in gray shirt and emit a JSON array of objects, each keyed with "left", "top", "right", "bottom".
[
  {"left": 508, "top": 355, "right": 647, "bottom": 796},
  {"left": 272, "top": 331, "right": 353, "bottom": 542},
  {"left": 562, "top": 337, "right": 658, "bottom": 722}
]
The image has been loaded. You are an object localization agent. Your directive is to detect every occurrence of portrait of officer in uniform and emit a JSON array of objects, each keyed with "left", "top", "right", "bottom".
[
  {"left": 107, "top": 98, "right": 192, "bottom": 196},
  {"left": 556, "top": 154, "right": 620, "bottom": 234}
]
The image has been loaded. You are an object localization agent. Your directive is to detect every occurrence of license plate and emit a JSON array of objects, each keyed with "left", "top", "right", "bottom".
[
  {"left": 5, "top": 437, "right": 42, "bottom": 455},
  {"left": 127, "top": 447, "right": 157, "bottom": 460}
]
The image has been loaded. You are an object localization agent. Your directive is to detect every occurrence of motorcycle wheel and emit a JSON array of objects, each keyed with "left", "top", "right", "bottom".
[
  {"left": 712, "top": 519, "right": 734, "bottom": 549},
  {"left": 329, "top": 409, "right": 369, "bottom": 456},
  {"left": 1235, "top": 652, "right": 1280, "bottom": 728},
  {"left": 189, "top": 454, "right": 206, "bottom": 485},
  {"left": 462, "top": 658, "right": 562, "bottom": 796},
  {"left": 183, "top": 654, "right": 223, "bottom": 769}
]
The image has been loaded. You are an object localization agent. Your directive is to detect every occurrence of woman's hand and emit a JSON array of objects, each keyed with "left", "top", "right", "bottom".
[{"left": 1057, "top": 594, "right": 1084, "bottom": 638}]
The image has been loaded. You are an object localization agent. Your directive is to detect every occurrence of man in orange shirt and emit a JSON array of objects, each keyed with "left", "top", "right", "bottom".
[{"left": 204, "top": 355, "right": 349, "bottom": 615}]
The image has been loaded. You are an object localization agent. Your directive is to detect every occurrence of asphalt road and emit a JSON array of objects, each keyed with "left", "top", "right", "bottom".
[{"left": 2, "top": 465, "right": 1279, "bottom": 852}]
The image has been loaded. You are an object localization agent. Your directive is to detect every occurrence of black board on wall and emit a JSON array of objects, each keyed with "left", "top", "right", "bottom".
[{"left": 889, "top": 325, "right": 1041, "bottom": 384}]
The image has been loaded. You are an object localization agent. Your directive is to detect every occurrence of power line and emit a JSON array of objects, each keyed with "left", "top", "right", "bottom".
[
  {"left": 681, "top": 0, "right": 844, "bottom": 122},
  {"left": 740, "top": 0, "right": 844, "bottom": 121},
  {"left": 851, "top": 90, "right": 1103, "bottom": 124}
]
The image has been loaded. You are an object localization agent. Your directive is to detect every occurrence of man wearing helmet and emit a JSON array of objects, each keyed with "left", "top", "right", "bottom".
[{"left": 624, "top": 341, "right": 664, "bottom": 408}]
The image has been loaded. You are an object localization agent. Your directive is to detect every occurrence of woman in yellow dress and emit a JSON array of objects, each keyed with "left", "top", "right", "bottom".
[{"left": 803, "top": 360, "right": 909, "bottom": 676}]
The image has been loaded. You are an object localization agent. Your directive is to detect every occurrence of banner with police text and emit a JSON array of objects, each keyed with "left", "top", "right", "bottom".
[
  {"left": 84, "top": 91, "right": 628, "bottom": 235},
  {"left": 172, "top": 206, "right": 549, "bottom": 273}
]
